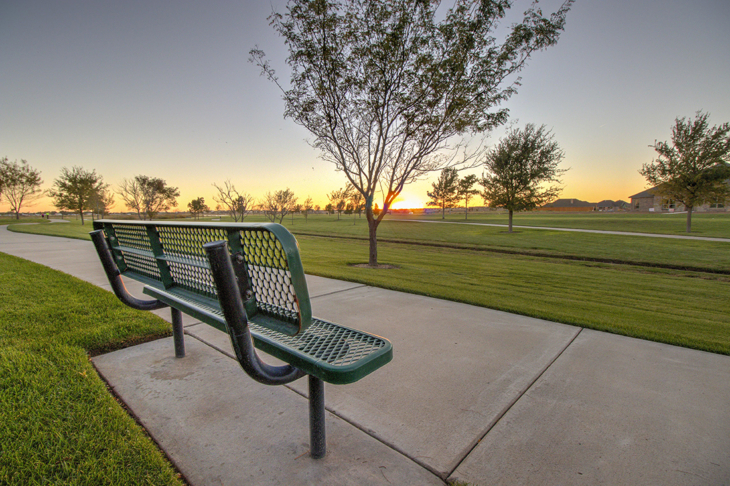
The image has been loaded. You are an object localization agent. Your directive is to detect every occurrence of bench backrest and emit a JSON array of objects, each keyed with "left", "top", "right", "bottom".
[{"left": 93, "top": 220, "right": 312, "bottom": 335}]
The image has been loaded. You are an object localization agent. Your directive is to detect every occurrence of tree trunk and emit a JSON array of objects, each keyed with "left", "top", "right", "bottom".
[
  {"left": 80, "top": 209, "right": 85, "bottom": 225},
  {"left": 15, "top": 211, "right": 19, "bottom": 220},
  {"left": 686, "top": 206, "right": 693, "bottom": 233},
  {"left": 368, "top": 218, "right": 378, "bottom": 265},
  {"left": 465, "top": 202, "right": 468, "bottom": 220},
  {"left": 508, "top": 209, "right": 513, "bottom": 233},
  {"left": 442, "top": 203, "right": 445, "bottom": 220}
]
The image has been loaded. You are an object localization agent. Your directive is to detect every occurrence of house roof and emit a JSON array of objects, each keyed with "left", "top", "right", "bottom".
[
  {"left": 629, "top": 188, "right": 656, "bottom": 199},
  {"left": 542, "top": 198, "right": 595, "bottom": 208}
]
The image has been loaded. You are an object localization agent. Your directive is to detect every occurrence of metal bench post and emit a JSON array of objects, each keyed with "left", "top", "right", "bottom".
[
  {"left": 171, "top": 307, "right": 185, "bottom": 358},
  {"left": 309, "top": 375, "right": 326, "bottom": 459}
]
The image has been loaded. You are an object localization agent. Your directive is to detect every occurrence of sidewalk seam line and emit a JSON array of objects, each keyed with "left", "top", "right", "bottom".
[
  {"left": 310, "top": 284, "right": 368, "bottom": 300},
  {"left": 446, "top": 327, "right": 584, "bottom": 480},
  {"left": 186, "top": 330, "right": 447, "bottom": 484}
]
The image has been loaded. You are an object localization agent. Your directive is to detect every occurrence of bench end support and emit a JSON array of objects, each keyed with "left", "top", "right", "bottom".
[{"left": 309, "top": 375, "right": 326, "bottom": 459}]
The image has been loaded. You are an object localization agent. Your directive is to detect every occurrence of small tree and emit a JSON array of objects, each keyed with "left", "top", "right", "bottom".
[
  {"left": 117, "top": 175, "right": 180, "bottom": 220},
  {"left": 640, "top": 112, "right": 730, "bottom": 233},
  {"left": 350, "top": 191, "right": 364, "bottom": 220},
  {"left": 0, "top": 158, "right": 43, "bottom": 220},
  {"left": 88, "top": 185, "right": 115, "bottom": 220},
  {"left": 458, "top": 174, "right": 480, "bottom": 220},
  {"left": 480, "top": 124, "right": 565, "bottom": 232},
  {"left": 47, "top": 166, "right": 106, "bottom": 225},
  {"left": 261, "top": 188, "right": 297, "bottom": 224},
  {"left": 188, "top": 197, "right": 210, "bottom": 220},
  {"left": 251, "top": 0, "right": 573, "bottom": 265},
  {"left": 292, "top": 203, "right": 303, "bottom": 223},
  {"left": 324, "top": 203, "right": 334, "bottom": 214},
  {"left": 212, "top": 180, "right": 255, "bottom": 222},
  {"left": 327, "top": 186, "right": 351, "bottom": 221},
  {"left": 303, "top": 196, "right": 314, "bottom": 222},
  {"left": 426, "top": 168, "right": 460, "bottom": 220}
]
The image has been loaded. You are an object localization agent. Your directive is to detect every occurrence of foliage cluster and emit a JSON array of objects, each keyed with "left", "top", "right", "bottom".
[
  {"left": 0, "top": 157, "right": 43, "bottom": 220},
  {"left": 640, "top": 111, "right": 730, "bottom": 232},
  {"left": 252, "top": 0, "right": 573, "bottom": 264}
]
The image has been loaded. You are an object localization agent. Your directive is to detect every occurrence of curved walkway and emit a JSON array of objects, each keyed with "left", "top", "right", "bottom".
[
  {"left": 2, "top": 226, "right": 729, "bottom": 485},
  {"left": 394, "top": 219, "right": 730, "bottom": 242}
]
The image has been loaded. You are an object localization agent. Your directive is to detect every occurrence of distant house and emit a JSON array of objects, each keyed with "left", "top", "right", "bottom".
[
  {"left": 629, "top": 186, "right": 728, "bottom": 212},
  {"left": 539, "top": 198, "right": 631, "bottom": 212},
  {"left": 539, "top": 199, "right": 595, "bottom": 212}
]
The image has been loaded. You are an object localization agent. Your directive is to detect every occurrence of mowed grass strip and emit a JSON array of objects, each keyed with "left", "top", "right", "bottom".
[
  {"left": 0, "top": 252, "right": 182, "bottom": 485},
  {"left": 295, "top": 235, "right": 730, "bottom": 355},
  {"left": 406, "top": 211, "right": 730, "bottom": 238},
  {"left": 9, "top": 216, "right": 730, "bottom": 272}
]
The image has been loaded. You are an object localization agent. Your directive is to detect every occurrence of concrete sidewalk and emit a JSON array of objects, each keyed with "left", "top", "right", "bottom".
[{"left": 2, "top": 225, "right": 729, "bottom": 485}]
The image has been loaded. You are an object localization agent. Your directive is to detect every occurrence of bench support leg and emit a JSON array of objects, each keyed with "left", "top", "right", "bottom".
[
  {"left": 309, "top": 375, "right": 326, "bottom": 459},
  {"left": 171, "top": 307, "right": 185, "bottom": 358}
]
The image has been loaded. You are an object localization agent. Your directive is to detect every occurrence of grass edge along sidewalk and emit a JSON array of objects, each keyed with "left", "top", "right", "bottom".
[
  {"left": 0, "top": 252, "right": 183, "bottom": 485},
  {"left": 293, "top": 235, "right": 730, "bottom": 356}
]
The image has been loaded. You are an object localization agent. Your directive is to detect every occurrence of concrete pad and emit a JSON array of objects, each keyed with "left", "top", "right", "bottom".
[
  {"left": 93, "top": 336, "right": 443, "bottom": 486},
  {"left": 452, "top": 329, "right": 730, "bottom": 485},
  {"left": 305, "top": 274, "right": 365, "bottom": 298},
  {"left": 289, "top": 285, "right": 580, "bottom": 478}
]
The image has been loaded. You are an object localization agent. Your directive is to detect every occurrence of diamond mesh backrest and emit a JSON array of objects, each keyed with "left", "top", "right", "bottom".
[{"left": 96, "top": 220, "right": 312, "bottom": 333}]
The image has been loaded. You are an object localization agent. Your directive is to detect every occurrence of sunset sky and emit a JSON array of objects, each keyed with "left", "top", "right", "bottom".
[{"left": 1, "top": 0, "right": 729, "bottom": 213}]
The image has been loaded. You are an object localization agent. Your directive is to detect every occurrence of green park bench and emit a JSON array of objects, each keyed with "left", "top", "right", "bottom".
[{"left": 90, "top": 220, "right": 393, "bottom": 459}]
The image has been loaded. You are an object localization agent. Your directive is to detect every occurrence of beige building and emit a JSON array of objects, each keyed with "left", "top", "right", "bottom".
[{"left": 629, "top": 187, "right": 728, "bottom": 212}]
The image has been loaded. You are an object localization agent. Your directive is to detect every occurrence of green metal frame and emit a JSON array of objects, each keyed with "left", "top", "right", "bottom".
[
  {"left": 94, "top": 219, "right": 312, "bottom": 335},
  {"left": 92, "top": 219, "right": 393, "bottom": 385}
]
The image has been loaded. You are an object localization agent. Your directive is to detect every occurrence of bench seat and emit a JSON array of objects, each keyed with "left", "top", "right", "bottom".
[{"left": 143, "top": 284, "right": 392, "bottom": 385}]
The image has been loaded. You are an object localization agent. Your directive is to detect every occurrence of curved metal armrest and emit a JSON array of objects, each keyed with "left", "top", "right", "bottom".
[
  {"left": 90, "top": 229, "right": 169, "bottom": 311},
  {"left": 204, "top": 240, "right": 306, "bottom": 386}
]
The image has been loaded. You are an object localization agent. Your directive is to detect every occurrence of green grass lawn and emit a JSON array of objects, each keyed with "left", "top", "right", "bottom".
[
  {"left": 405, "top": 210, "right": 730, "bottom": 238},
  {"left": 0, "top": 252, "right": 182, "bottom": 485},
  {"left": 9, "top": 215, "right": 730, "bottom": 272},
  {"left": 295, "top": 235, "right": 730, "bottom": 355},
  {"left": 0, "top": 217, "right": 49, "bottom": 225}
]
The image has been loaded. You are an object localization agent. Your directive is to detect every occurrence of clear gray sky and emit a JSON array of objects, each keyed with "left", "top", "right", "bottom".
[{"left": 1, "top": 0, "right": 729, "bottom": 211}]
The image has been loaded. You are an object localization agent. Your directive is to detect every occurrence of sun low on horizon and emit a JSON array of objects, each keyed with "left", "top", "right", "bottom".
[{"left": 389, "top": 192, "right": 427, "bottom": 210}]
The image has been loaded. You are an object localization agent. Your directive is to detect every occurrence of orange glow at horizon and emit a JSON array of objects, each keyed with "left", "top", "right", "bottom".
[{"left": 389, "top": 196, "right": 426, "bottom": 210}]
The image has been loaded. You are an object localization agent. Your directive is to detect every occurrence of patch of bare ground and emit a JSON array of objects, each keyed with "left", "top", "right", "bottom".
[{"left": 349, "top": 263, "right": 400, "bottom": 269}]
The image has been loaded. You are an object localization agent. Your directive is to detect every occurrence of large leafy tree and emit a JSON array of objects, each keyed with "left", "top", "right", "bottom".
[
  {"left": 426, "top": 167, "right": 460, "bottom": 219},
  {"left": 640, "top": 112, "right": 730, "bottom": 233},
  {"left": 251, "top": 0, "right": 573, "bottom": 266},
  {"left": 480, "top": 124, "right": 565, "bottom": 232},
  {"left": 117, "top": 175, "right": 180, "bottom": 220},
  {"left": 48, "top": 166, "right": 106, "bottom": 225},
  {"left": 0, "top": 158, "right": 43, "bottom": 219}
]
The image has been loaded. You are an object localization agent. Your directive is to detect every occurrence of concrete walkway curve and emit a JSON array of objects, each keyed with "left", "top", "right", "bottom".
[{"left": 2, "top": 225, "right": 729, "bottom": 485}]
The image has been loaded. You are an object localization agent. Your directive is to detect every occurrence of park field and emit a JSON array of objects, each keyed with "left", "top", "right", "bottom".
[
  {"left": 404, "top": 210, "right": 730, "bottom": 238},
  {"left": 6, "top": 213, "right": 730, "bottom": 355},
  {"left": 12, "top": 213, "right": 730, "bottom": 272}
]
